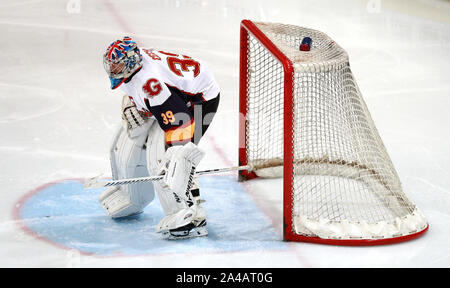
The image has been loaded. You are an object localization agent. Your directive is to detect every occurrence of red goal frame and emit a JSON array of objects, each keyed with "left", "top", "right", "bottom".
[{"left": 238, "top": 19, "right": 428, "bottom": 245}]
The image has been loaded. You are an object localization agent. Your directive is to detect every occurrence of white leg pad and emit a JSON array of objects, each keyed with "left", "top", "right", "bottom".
[
  {"left": 146, "top": 125, "right": 187, "bottom": 216},
  {"left": 99, "top": 186, "right": 145, "bottom": 218},
  {"left": 99, "top": 121, "right": 155, "bottom": 218}
]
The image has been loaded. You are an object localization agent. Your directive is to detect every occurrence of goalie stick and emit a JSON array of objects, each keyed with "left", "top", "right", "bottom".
[{"left": 84, "top": 165, "right": 252, "bottom": 189}]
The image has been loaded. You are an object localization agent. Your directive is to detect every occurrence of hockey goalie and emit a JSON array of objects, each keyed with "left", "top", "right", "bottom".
[{"left": 99, "top": 36, "right": 220, "bottom": 240}]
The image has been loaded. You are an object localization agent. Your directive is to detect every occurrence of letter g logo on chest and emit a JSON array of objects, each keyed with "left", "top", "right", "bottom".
[{"left": 142, "top": 78, "right": 162, "bottom": 98}]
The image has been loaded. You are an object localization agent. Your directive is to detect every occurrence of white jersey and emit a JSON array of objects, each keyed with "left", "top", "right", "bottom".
[{"left": 119, "top": 48, "right": 220, "bottom": 118}]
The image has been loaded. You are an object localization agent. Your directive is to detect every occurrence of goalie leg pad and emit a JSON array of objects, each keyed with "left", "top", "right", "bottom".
[
  {"left": 162, "top": 142, "right": 205, "bottom": 202},
  {"left": 146, "top": 124, "right": 186, "bottom": 215},
  {"left": 99, "top": 186, "right": 145, "bottom": 218},
  {"left": 146, "top": 129, "right": 207, "bottom": 238},
  {"left": 101, "top": 122, "right": 155, "bottom": 218}
]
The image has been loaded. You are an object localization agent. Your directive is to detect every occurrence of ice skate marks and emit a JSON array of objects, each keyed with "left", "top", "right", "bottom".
[{"left": 16, "top": 176, "right": 287, "bottom": 256}]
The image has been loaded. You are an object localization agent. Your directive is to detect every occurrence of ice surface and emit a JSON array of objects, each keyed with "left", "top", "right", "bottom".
[
  {"left": 0, "top": 0, "right": 449, "bottom": 267},
  {"left": 16, "top": 177, "right": 286, "bottom": 257}
]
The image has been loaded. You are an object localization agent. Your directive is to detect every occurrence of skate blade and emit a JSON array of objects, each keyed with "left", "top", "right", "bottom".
[{"left": 164, "top": 226, "right": 208, "bottom": 240}]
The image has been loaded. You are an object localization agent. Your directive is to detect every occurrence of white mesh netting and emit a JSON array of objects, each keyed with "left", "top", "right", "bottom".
[{"left": 243, "top": 22, "right": 428, "bottom": 241}]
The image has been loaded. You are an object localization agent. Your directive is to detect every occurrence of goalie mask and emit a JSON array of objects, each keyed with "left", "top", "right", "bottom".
[{"left": 103, "top": 36, "right": 143, "bottom": 89}]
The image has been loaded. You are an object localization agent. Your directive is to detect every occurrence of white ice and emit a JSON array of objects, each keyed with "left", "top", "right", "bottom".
[{"left": 0, "top": 0, "right": 449, "bottom": 267}]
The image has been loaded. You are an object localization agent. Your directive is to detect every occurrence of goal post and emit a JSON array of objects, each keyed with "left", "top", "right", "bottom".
[{"left": 238, "top": 19, "right": 428, "bottom": 245}]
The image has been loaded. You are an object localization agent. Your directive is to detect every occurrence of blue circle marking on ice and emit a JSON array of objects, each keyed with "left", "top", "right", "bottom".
[{"left": 18, "top": 176, "right": 288, "bottom": 256}]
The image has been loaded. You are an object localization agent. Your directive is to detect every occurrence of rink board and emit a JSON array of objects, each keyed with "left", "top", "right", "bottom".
[{"left": 15, "top": 176, "right": 287, "bottom": 256}]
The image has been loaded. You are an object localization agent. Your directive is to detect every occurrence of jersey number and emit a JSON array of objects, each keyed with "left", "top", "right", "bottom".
[
  {"left": 160, "top": 51, "right": 200, "bottom": 78},
  {"left": 161, "top": 111, "right": 175, "bottom": 125}
]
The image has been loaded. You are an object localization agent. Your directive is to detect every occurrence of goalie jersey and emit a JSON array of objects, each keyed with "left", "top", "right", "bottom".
[{"left": 118, "top": 48, "right": 220, "bottom": 146}]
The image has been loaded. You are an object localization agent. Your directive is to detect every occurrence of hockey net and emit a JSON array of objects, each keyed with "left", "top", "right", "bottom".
[{"left": 238, "top": 20, "right": 428, "bottom": 245}]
